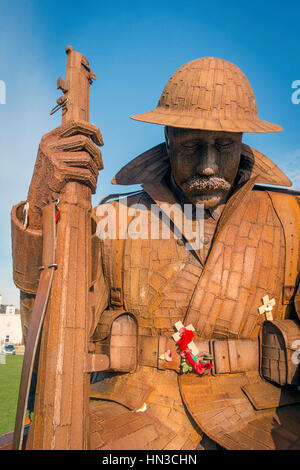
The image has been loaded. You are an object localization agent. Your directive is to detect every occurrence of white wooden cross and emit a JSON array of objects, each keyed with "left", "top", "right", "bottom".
[
  {"left": 172, "top": 321, "right": 199, "bottom": 356},
  {"left": 258, "top": 295, "right": 276, "bottom": 321}
]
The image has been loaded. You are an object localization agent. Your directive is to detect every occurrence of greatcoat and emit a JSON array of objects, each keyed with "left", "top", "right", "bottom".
[{"left": 11, "top": 142, "right": 300, "bottom": 450}]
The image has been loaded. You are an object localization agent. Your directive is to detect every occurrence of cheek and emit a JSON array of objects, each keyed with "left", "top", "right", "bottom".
[
  {"left": 218, "top": 151, "right": 241, "bottom": 182},
  {"left": 170, "top": 153, "right": 194, "bottom": 182}
]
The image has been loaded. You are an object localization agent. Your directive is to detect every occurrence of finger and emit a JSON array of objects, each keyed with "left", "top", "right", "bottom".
[
  {"left": 49, "top": 135, "right": 103, "bottom": 170},
  {"left": 57, "top": 167, "right": 98, "bottom": 193},
  {"left": 54, "top": 151, "right": 99, "bottom": 179},
  {"left": 60, "top": 120, "right": 104, "bottom": 146}
]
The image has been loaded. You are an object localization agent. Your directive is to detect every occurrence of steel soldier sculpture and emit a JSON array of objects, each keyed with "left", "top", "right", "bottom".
[{"left": 11, "top": 53, "right": 300, "bottom": 450}]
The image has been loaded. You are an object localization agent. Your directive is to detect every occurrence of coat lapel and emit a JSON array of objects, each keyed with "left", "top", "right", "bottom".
[{"left": 142, "top": 180, "right": 205, "bottom": 265}]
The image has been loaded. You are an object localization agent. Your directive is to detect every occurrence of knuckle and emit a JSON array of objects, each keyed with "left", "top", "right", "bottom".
[
  {"left": 79, "top": 134, "right": 90, "bottom": 145},
  {"left": 75, "top": 151, "right": 90, "bottom": 163},
  {"left": 72, "top": 134, "right": 89, "bottom": 148},
  {"left": 42, "top": 126, "right": 61, "bottom": 142}
]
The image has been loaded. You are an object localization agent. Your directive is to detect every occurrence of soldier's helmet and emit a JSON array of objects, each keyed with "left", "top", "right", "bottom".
[{"left": 131, "top": 57, "right": 282, "bottom": 133}]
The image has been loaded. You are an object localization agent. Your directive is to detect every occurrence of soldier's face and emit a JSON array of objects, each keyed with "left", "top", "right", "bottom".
[{"left": 166, "top": 127, "right": 242, "bottom": 209}]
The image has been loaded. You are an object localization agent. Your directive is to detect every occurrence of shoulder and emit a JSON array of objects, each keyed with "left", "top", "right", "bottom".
[
  {"left": 252, "top": 186, "right": 300, "bottom": 230},
  {"left": 253, "top": 184, "right": 300, "bottom": 196},
  {"left": 252, "top": 185, "right": 300, "bottom": 205}
]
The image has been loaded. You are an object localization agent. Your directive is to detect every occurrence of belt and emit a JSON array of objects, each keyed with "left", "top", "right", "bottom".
[{"left": 139, "top": 335, "right": 259, "bottom": 375}]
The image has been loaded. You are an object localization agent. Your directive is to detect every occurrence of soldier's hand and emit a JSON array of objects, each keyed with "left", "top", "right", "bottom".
[{"left": 27, "top": 120, "right": 103, "bottom": 228}]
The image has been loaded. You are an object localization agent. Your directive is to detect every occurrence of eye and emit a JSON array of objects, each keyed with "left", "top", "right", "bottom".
[
  {"left": 181, "top": 141, "right": 199, "bottom": 151},
  {"left": 215, "top": 139, "right": 235, "bottom": 152}
]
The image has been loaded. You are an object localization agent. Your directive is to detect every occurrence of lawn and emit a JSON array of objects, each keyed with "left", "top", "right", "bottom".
[{"left": 0, "top": 355, "right": 23, "bottom": 435}]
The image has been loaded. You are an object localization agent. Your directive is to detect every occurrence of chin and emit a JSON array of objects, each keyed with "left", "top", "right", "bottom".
[
  {"left": 187, "top": 191, "right": 224, "bottom": 209},
  {"left": 196, "top": 197, "right": 221, "bottom": 209}
]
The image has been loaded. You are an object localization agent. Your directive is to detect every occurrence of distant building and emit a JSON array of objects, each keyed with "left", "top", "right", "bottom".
[
  {"left": 0, "top": 294, "right": 22, "bottom": 345},
  {"left": 0, "top": 304, "right": 20, "bottom": 315}
]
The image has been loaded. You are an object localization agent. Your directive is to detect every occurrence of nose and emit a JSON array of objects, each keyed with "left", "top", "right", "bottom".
[{"left": 195, "top": 144, "right": 218, "bottom": 176}]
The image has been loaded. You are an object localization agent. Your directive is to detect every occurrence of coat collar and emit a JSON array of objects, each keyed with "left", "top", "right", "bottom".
[
  {"left": 112, "top": 142, "right": 291, "bottom": 188},
  {"left": 111, "top": 142, "right": 291, "bottom": 266}
]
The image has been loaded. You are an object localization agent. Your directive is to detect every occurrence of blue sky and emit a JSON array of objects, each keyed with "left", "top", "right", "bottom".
[{"left": 0, "top": 0, "right": 299, "bottom": 306}]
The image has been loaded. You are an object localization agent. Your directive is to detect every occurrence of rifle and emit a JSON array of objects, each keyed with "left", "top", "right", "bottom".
[{"left": 13, "top": 46, "right": 107, "bottom": 450}]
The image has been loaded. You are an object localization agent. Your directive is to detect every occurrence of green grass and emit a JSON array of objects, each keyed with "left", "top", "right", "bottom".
[{"left": 0, "top": 355, "right": 23, "bottom": 435}]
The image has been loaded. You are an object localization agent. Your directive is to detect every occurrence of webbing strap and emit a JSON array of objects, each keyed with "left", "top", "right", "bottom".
[{"left": 99, "top": 191, "right": 144, "bottom": 308}]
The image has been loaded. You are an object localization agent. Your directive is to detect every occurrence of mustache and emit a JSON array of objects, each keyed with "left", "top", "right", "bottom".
[{"left": 182, "top": 175, "right": 231, "bottom": 193}]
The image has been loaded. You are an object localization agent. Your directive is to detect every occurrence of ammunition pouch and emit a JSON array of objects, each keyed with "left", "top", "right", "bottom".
[
  {"left": 94, "top": 311, "right": 300, "bottom": 386},
  {"left": 261, "top": 319, "right": 300, "bottom": 386},
  {"left": 150, "top": 337, "right": 259, "bottom": 375},
  {"left": 94, "top": 307, "right": 261, "bottom": 375},
  {"left": 99, "top": 314, "right": 259, "bottom": 375}
]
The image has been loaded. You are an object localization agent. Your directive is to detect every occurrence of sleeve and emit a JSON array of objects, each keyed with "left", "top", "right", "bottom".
[{"left": 12, "top": 201, "right": 109, "bottom": 345}]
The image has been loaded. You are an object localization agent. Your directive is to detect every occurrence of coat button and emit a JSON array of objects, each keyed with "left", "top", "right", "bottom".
[{"left": 200, "top": 235, "right": 210, "bottom": 246}]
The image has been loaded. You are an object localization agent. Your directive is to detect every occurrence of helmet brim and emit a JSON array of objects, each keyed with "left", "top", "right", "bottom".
[{"left": 130, "top": 109, "right": 282, "bottom": 133}]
